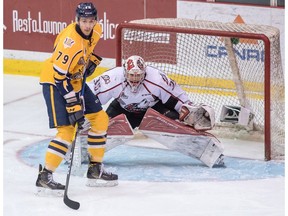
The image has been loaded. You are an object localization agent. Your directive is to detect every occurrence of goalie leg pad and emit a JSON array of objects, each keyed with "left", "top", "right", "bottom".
[
  {"left": 198, "top": 138, "right": 224, "bottom": 168},
  {"left": 139, "top": 108, "right": 224, "bottom": 168},
  {"left": 140, "top": 130, "right": 224, "bottom": 168}
]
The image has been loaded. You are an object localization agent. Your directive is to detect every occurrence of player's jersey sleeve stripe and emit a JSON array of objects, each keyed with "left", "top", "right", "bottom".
[{"left": 53, "top": 64, "right": 67, "bottom": 75}]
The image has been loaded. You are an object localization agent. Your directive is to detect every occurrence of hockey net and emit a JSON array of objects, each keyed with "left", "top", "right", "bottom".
[{"left": 115, "top": 18, "right": 285, "bottom": 161}]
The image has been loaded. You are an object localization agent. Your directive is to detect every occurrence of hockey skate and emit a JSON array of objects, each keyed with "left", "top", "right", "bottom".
[
  {"left": 86, "top": 162, "right": 118, "bottom": 187},
  {"left": 212, "top": 154, "right": 226, "bottom": 168},
  {"left": 35, "top": 164, "right": 65, "bottom": 196}
]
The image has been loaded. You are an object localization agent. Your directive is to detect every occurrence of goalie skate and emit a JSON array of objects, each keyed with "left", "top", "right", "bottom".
[
  {"left": 86, "top": 162, "right": 118, "bottom": 187},
  {"left": 35, "top": 164, "right": 65, "bottom": 197},
  {"left": 213, "top": 154, "right": 226, "bottom": 168}
]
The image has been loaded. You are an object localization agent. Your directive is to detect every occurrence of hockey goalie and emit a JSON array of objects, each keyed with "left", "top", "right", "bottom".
[{"left": 77, "top": 55, "right": 225, "bottom": 168}]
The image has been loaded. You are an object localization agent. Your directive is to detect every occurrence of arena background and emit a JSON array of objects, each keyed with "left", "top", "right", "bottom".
[
  {"left": 2, "top": 2, "right": 285, "bottom": 215},
  {"left": 3, "top": 0, "right": 284, "bottom": 78}
]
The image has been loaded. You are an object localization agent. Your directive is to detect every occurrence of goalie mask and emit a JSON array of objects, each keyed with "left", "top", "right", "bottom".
[{"left": 123, "top": 55, "right": 146, "bottom": 93}]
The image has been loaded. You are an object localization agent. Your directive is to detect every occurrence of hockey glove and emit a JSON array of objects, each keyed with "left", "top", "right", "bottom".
[
  {"left": 64, "top": 91, "right": 85, "bottom": 128},
  {"left": 86, "top": 53, "right": 102, "bottom": 77},
  {"left": 179, "top": 103, "right": 215, "bottom": 131}
]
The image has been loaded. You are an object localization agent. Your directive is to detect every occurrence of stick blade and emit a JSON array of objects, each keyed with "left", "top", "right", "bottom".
[{"left": 64, "top": 194, "right": 80, "bottom": 210}]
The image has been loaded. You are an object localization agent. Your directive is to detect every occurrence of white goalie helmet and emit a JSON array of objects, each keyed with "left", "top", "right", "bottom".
[{"left": 123, "top": 55, "right": 146, "bottom": 93}]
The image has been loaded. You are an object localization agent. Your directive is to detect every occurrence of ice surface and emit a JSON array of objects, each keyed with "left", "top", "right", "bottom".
[{"left": 3, "top": 75, "right": 285, "bottom": 216}]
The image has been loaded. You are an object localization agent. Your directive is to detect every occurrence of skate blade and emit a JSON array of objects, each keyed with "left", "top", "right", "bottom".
[
  {"left": 86, "top": 178, "right": 118, "bottom": 187},
  {"left": 212, "top": 163, "right": 226, "bottom": 168},
  {"left": 34, "top": 187, "right": 64, "bottom": 197}
]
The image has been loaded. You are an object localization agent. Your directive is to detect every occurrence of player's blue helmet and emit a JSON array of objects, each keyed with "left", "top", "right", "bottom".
[{"left": 76, "top": 2, "right": 97, "bottom": 19}]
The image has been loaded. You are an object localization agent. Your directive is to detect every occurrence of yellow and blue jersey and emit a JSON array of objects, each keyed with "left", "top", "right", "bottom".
[{"left": 40, "top": 22, "right": 102, "bottom": 95}]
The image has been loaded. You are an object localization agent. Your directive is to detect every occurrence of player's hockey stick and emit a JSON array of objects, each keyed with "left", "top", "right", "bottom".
[
  {"left": 63, "top": 70, "right": 88, "bottom": 210},
  {"left": 63, "top": 127, "right": 80, "bottom": 210}
]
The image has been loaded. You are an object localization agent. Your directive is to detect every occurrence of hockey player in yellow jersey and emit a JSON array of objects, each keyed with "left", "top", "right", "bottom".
[{"left": 36, "top": 2, "right": 118, "bottom": 194}]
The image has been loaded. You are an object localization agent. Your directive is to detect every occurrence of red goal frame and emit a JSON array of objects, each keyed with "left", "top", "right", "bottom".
[{"left": 115, "top": 22, "right": 272, "bottom": 160}]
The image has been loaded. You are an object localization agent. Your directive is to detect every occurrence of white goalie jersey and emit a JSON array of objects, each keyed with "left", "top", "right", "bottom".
[
  {"left": 88, "top": 66, "right": 191, "bottom": 113},
  {"left": 84, "top": 65, "right": 223, "bottom": 168}
]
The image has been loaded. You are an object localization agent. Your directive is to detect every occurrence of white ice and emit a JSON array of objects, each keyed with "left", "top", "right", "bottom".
[{"left": 3, "top": 75, "right": 285, "bottom": 216}]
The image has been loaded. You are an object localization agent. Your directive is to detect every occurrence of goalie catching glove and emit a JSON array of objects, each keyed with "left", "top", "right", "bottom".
[
  {"left": 64, "top": 91, "right": 85, "bottom": 128},
  {"left": 85, "top": 53, "right": 102, "bottom": 77},
  {"left": 179, "top": 103, "right": 215, "bottom": 131}
]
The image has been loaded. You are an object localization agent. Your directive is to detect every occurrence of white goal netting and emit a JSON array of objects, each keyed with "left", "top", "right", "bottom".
[{"left": 116, "top": 18, "right": 284, "bottom": 160}]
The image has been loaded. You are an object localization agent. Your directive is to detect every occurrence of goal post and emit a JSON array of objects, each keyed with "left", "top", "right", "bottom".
[{"left": 115, "top": 18, "right": 284, "bottom": 161}]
